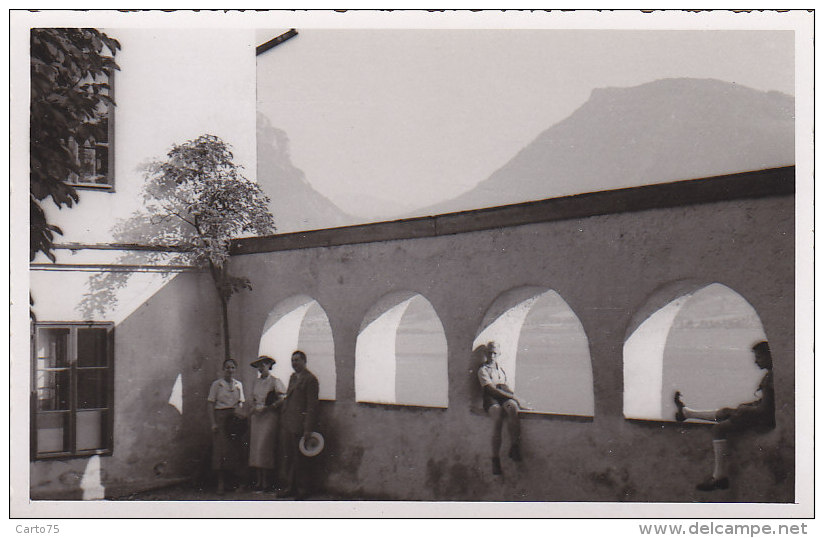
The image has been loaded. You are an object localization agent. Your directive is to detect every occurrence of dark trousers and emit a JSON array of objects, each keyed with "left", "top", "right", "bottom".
[{"left": 279, "top": 429, "right": 308, "bottom": 495}]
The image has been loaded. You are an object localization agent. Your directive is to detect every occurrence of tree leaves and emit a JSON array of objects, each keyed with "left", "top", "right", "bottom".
[
  {"left": 141, "top": 134, "right": 276, "bottom": 359},
  {"left": 30, "top": 28, "right": 119, "bottom": 261},
  {"left": 143, "top": 134, "right": 275, "bottom": 291}
]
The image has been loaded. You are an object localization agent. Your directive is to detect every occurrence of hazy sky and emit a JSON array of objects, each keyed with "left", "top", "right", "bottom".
[{"left": 257, "top": 29, "right": 794, "bottom": 218}]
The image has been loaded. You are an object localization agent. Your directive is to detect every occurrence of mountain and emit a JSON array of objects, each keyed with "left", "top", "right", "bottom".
[
  {"left": 416, "top": 78, "right": 794, "bottom": 216},
  {"left": 256, "top": 113, "right": 358, "bottom": 233}
]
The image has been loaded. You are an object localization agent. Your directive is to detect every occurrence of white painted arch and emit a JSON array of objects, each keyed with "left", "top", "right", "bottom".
[
  {"left": 355, "top": 291, "right": 448, "bottom": 408},
  {"left": 474, "top": 287, "right": 594, "bottom": 417},
  {"left": 258, "top": 295, "right": 336, "bottom": 400},
  {"left": 623, "top": 282, "right": 768, "bottom": 421}
]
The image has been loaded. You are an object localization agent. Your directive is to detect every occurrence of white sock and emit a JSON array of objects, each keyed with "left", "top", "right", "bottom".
[{"left": 712, "top": 439, "right": 729, "bottom": 479}]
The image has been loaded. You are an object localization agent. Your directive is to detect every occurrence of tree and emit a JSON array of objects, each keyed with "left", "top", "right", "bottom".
[
  {"left": 30, "top": 28, "right": 120, "bottom": 262},
  {"left": 143, "top": 134, "right": 275, "bottom": 360}
]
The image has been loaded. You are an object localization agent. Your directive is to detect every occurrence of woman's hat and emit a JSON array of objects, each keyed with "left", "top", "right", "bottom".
[
  {"left": 298, "top": 432, "right": 325, "bottom": 457},
  {"left": 250, "top": 356, "right": 276, "bottom": 368}
]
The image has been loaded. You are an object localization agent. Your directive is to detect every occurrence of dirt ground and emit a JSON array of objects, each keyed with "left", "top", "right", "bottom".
[{"left": 114, "top": 480, "right": 341, "bottom": 501}]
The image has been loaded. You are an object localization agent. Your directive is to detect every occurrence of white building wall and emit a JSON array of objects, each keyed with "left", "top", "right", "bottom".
[
  {"left": 20, "top": 23, "right": 259, "bottom": 500},
  {"left": 38, "top": 27, "right": 257, "bottom": 249},
  {"left": 30, "top": 27, "right": 257, "bottom": 322}
]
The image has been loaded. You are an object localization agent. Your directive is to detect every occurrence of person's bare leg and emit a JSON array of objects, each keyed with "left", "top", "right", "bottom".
[
  {"left": 503, "top": 399, "right": 522, "bottom": 461},
  {"left": 489, "top": 405, "right": 503, "bottom": 474}
]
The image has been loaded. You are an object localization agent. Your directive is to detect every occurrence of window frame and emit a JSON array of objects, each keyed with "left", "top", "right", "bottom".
[
  {"left": 64, "top": 68, "right": 116, "bottom": 192},
  {"left": 30, "top": 321, "right": 115, "bottom": 460}
]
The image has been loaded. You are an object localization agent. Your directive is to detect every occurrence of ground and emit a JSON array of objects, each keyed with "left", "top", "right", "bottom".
[{"left": 114, "top": 481, "right": 339, "bottom": 501}]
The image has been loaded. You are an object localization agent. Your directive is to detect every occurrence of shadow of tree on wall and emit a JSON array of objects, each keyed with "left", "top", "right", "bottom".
[{"left": 78, "top": 207, "right": 196, "bottom": 319}]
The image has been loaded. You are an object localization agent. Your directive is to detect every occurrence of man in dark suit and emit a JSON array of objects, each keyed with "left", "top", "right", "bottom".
[{"left": 277, "top": 350, "right": 319, "bottom": 499}]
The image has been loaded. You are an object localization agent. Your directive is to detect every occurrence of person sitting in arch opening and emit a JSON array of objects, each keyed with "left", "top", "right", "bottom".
[
  {"left": 673, "top": 340, "right": 775, "bottom": 491},
  {"left": 476, "top": 341, "right": 528, "bottom": 475}
]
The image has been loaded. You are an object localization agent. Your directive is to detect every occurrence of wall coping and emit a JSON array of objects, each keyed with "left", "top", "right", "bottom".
[{"left": 231, "top": 166, "right": 794, "bottom": 256}]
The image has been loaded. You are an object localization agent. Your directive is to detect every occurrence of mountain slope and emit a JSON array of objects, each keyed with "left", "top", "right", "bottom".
[
  {"left": 256, "top": 114, "right": 358, "bottom": 233},
  {"left": 418, "top": 78, "right": 794, "bottom": 216}
]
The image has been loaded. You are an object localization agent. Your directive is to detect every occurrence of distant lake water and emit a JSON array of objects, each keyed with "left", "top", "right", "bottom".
[
  {"left": 663, "top": 326, "right": 765, "bottom": 411},
  {"left": 394, "top": 297, "right": 449, "bottom": 407},
  {"left": 516, "top": 329, "right": 594, "bottom": 415}
]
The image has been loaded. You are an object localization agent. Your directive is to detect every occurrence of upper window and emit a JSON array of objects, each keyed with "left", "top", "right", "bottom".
[
  {"left": 65, "top": 70, "right": 114, "bottom": 190},
  {"left": 623, "top": 282, "right": 767, "bottom": 421},
  {"left": 355, "top": 292, "right": 448, "bottom": 408},
  {"left": 31, "top": 322, "right": 114, "bottom": 459},
  {"left": 474, "top": 287, "right": 594, "bottom": 417}
]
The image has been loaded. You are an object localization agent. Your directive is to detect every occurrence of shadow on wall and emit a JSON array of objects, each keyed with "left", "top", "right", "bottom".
[
  {"left": 107, "top": 270, "right": 223, "bottom": 494},
  {"left": 78, "top": 209, "right": 196, "bottom": 320},
  {"left": 31, "top": 270, "right": 223, "bottom": 499}
]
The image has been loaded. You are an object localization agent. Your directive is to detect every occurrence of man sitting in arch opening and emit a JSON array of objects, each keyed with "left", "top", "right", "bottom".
[
  {"left": 674, "top": 340, "right": 776, "bottom": 491},
  {"left": 477, "top": 341, "right": 527, "bottom": 475}
]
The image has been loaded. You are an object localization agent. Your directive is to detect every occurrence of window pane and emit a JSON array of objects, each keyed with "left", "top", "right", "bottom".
[
  {"left": 77, "top": 369, "right": 109, "bottom": 409},
  {"left": 77, "top": 327, "right": 108, "bottom": 367},
  {"left": 97, "top": 116, "right": 109, "bottom": 144},
  {"left": 35, "top": 369, "right": 70, "bottom": 411},
  {"left": 76, "top": 409, "right": 107, "bottom": 451},
  {"left": 36, "top": 412, "right": 70, "bottom": 454},
  {"left": 95, "top": 143, "right": 109, "bottom": 182},
  {"left": 36, "top": 328, "right": 69, "bottom": 368},
  {"left": 79, "top": 145, "right": 97, "bottom": 177}
]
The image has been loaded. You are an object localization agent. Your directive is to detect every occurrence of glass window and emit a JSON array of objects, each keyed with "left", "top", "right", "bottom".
[
  {"left": 65, "top": 71, "right": 114, "bottom": 190},
  {"left": 77, "top": 327, "right": 109, "bottom": 368},
  {"left": 31, "top": 322, "right": 114, "bottom": 458}
]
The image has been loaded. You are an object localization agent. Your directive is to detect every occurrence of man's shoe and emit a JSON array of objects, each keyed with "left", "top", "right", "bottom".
[
  {"left": 491, "top": 457, "right": 502, "bottom": 475},
  {"left": 674, "top": 391, "right": 686, "bottom": 422},
  {"left": 508, "top": 444, "right": 522, "bottom": 462},
  {"left": 696, "top": 476, "right": 729, "bottom": 491}
]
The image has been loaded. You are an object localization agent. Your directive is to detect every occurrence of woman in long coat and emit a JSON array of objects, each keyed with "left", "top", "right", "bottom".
[{"left": 248, "top": 355, "right": 286, "bottom": 491}]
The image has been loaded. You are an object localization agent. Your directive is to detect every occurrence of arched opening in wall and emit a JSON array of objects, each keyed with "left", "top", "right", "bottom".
[
  {"left": 623, "top": 283, "right": 767, "bottom": 421},
  {"left": 474, "top": 287, "right": 594, "bottom": 417},
  {"left": 258, "top": 295, "right": 336, "bottom": 400},
  {"left": 355, "top": 291, "right": 448, "bottom": 408}
]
